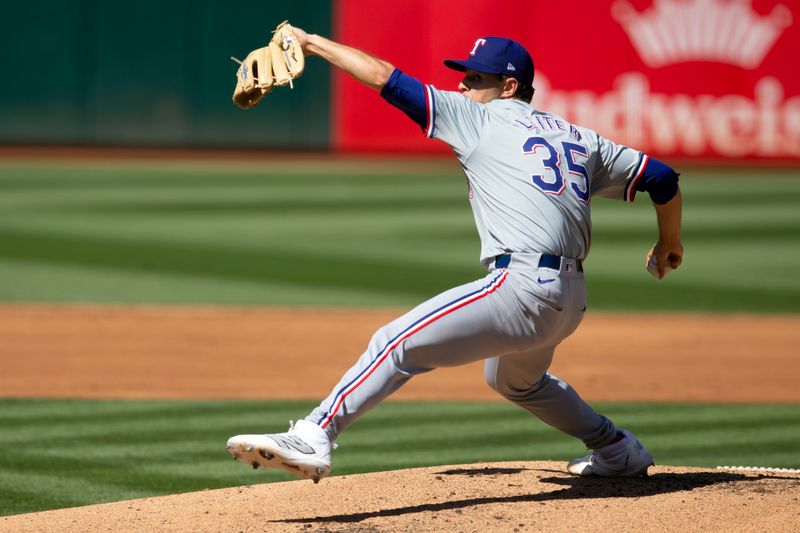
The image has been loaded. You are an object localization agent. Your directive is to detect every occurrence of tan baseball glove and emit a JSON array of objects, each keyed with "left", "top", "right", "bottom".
[{"left": 231, "top": 21, "right": 305, "bottom": 109}]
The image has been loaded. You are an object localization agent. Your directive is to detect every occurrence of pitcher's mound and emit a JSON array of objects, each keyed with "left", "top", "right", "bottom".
[{"left": 3, "top": 461, "right": 799, "bottom": 532}]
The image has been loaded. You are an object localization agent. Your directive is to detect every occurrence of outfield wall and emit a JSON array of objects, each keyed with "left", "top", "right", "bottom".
[
  {"left": 1, "top": 1, "right": 798, "bottom": 163},
  {"left": 0, "top": 1, "right": 332, "bottom": 149}
]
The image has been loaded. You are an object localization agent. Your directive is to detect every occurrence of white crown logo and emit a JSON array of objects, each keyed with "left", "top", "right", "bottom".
[{"left": 612, "top": 0, "right": 792, "bottom": 68}]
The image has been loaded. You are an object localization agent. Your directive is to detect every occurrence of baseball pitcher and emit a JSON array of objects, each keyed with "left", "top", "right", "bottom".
[{"left": 227, "top": 23, "right": 683, "bottom": 483}]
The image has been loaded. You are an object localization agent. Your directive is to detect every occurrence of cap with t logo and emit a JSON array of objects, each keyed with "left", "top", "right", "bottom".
[{"left": 444, "top": 36, "right": 534, "bottom": 86}]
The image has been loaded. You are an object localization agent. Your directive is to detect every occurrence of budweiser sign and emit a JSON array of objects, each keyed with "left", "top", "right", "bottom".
[
  {"left": 335, "top": 0, "right": 799, "bottom": 161},
  {"left": 536, "top": 0, "right": 797, "bottom": 159},
  {"left": 612, "top": 0, "right": 791, "bottom": 68},
  {"left": 536, "top": 74, "right": 798, "bottom": 158}
]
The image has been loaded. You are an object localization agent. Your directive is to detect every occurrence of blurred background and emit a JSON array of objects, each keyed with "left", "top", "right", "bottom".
[
  {"left": 2, "top": 0, "right": 797, "bottom": 158},
  {"left": 0, "top": 0, "right": 798, "bottom": 518}
]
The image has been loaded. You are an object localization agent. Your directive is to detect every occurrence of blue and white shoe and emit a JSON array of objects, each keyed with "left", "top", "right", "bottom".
[
  {"left": 567, "top": 429, "right": 654, "bottom": 477},
  {"left": 227, "top": 420, "right": 335, "bottom": 483}
]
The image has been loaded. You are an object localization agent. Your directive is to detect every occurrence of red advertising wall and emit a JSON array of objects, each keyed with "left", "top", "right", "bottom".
[{"left": 333, "top": 0, "right": 799, "bottom": 162}]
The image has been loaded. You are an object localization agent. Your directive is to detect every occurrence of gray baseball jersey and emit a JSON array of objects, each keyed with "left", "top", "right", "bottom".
[
  {"left": 426, "top": 88, "right": 648, "bottom": 268},
  {"left": 305, "top": 82, "right": 650, "bottom": 453}
]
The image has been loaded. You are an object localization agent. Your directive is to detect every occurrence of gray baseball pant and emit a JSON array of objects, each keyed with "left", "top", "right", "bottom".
[{"left": 306, "top": 252, "right": 617, "bottom": 450}]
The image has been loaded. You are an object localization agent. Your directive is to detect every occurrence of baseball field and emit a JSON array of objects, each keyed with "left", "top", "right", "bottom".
[{"left": 1, "top": 153, "right": 799, "bottom": 531}]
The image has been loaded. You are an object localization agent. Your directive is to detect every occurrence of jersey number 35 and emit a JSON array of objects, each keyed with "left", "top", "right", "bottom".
[{"left": 523, "top": 137, "right": 590, "bottom": 204}]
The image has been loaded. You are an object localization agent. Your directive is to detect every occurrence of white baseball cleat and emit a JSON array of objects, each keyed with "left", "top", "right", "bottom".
[
  {"left": 227, "top": 419, "right": 335, "bottom": 483},
  {"left": 567, "top": 429, "right": 654, "bottom": 477}
]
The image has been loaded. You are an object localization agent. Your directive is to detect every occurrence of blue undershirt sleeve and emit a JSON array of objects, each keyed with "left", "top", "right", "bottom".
[
  {"left": 635, "top": 158, "right": 680, "bottom": 204},
  {"left": 380, "top": 69, "right": 428, "bottom": 132}
]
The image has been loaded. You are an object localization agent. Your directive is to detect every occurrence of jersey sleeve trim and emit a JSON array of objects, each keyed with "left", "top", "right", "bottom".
[
  {"left": 380, "top": 69, "right": 428, "bottom": 133},
  {"left": 624, "top": 153, "right": 649, "bottom": 203},
  {"left": 636, "top": 157, "right": 680, "bottom": 204},
  {"left": 424, "top": 85, "right": 436, "bottom": 138}
]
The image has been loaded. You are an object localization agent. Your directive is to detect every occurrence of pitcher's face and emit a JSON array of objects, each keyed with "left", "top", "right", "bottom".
[{"left": 458, "top": 69, "right": 505, "bottom": 103}]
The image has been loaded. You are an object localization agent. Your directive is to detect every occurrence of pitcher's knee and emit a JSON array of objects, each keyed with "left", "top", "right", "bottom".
[
  {"left": 496, "top": 383, "right": 535, "bottom": 403},
  {"left": 486, "top": 374, "right": 523, "bottom": 401},
  {"left": 486, "top": 372, "right": 547, "bottom": 403},
  {"left": 391, "top": 348, "right": 435, "bottom": 376},
  {"left": 366, "top": 326, "right": 392, "bottom": 355}
]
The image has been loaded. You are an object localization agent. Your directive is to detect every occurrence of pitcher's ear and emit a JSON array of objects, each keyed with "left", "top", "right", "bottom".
[{"left": 502, "top": 76, "right": 519, "bottom": 98}]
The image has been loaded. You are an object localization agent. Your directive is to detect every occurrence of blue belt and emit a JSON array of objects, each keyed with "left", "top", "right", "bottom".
[{"left": 494, "top": 254, "right": 582, "bottom": 272}]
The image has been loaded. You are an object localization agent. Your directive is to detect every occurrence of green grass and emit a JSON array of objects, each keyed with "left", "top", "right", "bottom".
[
  {"left": 0, "top": 160, "right": 799, "bottom": 311},
  {"left": 0, "top": 398, "right": 798, "bottom": 516}
]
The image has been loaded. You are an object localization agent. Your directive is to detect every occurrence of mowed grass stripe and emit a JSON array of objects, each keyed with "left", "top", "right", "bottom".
[
  {"left": 1, "top": 182, "right": 463, "bottom": 212},
  {"left": 0, "top": 260, "right": 409, "bottom": 306},
  {"left": 0, "top": 227, "right": 478, "bottom": 299},
  {"left": 1, "top": 162, "right": 799, "bottom": 310},
  {"left": 584, "top": 276, "right": 798, "bottom": 312},
  {"left": 0, "top": 162, "right": 480, "bottom": 304},
  {"left": 0, "top": 399, "right": 798, "bottom": 516}
]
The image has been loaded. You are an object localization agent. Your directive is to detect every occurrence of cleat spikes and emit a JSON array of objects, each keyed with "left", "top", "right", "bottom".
[
  {"left": 227, "top": 422, "right": 333, "bottom": 481},
  {"left": 259, "top": 449, "right": 274, "bottom": 460}
]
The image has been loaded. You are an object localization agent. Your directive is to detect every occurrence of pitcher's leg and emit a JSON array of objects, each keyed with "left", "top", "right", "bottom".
[
  {"left": 308, "top": 270, "right": 519, "bottom": 440},
  {"left": 484, "top": 351, "right": 617, "bottom": 449}
]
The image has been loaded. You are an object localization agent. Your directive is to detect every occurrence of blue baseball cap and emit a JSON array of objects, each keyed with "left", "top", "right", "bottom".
[{"left": 444, "top": 36, "right": 534, "bottom": 86}]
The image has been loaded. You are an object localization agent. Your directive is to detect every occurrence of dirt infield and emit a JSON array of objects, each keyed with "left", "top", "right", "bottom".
[
  {"left": 2, "top": 462, "right": 799, "bottom": 532},
  {"left": 1, "top": 305, "right": 799, "bottom": 531},
  {"left": 1, "top": 305, "right": 798, "bottom": 402}
]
